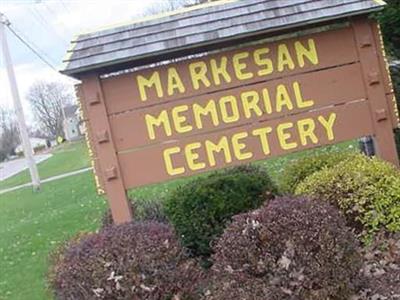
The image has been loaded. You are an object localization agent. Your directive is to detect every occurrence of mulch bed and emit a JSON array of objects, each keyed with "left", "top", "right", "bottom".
[{"left": 354, "top": 233, "right": 400, "bottom": 300}]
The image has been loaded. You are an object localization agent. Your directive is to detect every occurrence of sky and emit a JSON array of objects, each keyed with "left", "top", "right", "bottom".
[{"left": 0, "top": 0, "right": 165, "bottom": 123}]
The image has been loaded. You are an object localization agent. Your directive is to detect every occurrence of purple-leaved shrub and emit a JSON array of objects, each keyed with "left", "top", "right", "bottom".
[
  {"left": 49, "top": 222, "right": 204, "bottom": 300},
  {"left": 204, "top": 197, "right": 362, "bottom": 300}
]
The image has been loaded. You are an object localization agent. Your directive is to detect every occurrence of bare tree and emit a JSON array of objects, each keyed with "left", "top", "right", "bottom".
[
  {"left": 0, "top": 107, "right": 19, "bottom": 161},
  {"left": 27, "top": 81, "right": 74, "bottom": 139}
]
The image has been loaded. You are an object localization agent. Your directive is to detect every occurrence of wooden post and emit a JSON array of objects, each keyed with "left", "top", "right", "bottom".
[
  {"left": 370, "top": 22, "right": 400, "bottom": 131},
  {"left": 80, "top": 74, "right": 133, "bottom": 224},
  {"left": 352, "top": 18, "right": 399, "bottom": 167}
]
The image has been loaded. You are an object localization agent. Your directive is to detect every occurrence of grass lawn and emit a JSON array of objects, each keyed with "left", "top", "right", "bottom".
[
  {"left": 0, "top": 141, "right": 90, "bottom": 190},
  {"left": 0, "top": 140, "right": 357, "bottom": 300},
  {"left": 0, "top": 172, "right": 107, "bottom": 300}
]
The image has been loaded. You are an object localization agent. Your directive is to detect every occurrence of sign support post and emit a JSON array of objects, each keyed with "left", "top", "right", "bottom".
[
  {"left": 80, "top": 74, "right": 132, "bottom": 224},
  {"left": 351, "top": 18, "right": 399, "bottom": 167}
]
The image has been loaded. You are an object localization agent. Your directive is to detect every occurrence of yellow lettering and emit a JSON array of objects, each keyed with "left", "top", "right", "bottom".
[
  {"left": 252, "top": 127, "right": 273, "bottom": 155},
  {"left": 318, "top": 113, "right": 337, "bottom": 141},
  {"left": 164, "top": 147, "right": 184, "bottom": 176},
  {"left": 189, "top": 61, "right": 211, "bottom": 90},
  {"left": 262, "top": 88, "right": 273, "bottom": 114},
  {"left": 254, "top": 48, "right": 273, "bottom": 76},
  {"left": 219, "top": 96, "right": 240, "bottom": 123},
  {"left": 277, "top": 122, "right": 297, "bottom": 150},
  {"left": 233, "top": 52, "right": 253, "bottom": 80},
  {"left": 210, "top": 56, "right": 232, "bottom": 85},
  {"left": 241, "top": 91, "right": 263, "bottom": 119},
  {"left": 172, "top": 105, "right": 192, "bottom": 134},
  {"left": 232, "top": 132, "right": 252, "bottom": 160},
  {"left": 167, "top": 67, "right": 185, "bottom": 96},
  {"left": 193, "top": 100, "right": 219, "bottom": 129},
  {"left": 137, "top": 72, "right": 163, "bottom": 101},
  {"left": 293, "top": 81, "right": 314, "bottom": 109},
  {"left": 277, "top": 44, "right": 295, "bottom": 72},
  {"left": 297, "top": 118, "right": 318, "bottom": 146},
  {"left": 145, "top": 110, "right": 171, "bottom": 140},
  {"left": 205, "top": 137, "right": 232, "bottom": 167},
  {"left": 295, "top": 39, "right": 319, "bottom": 67},
  {"left": 185, "top": 143, "right": 205, "bottom": 171},
  {"left": 276, "top": 84, "right": 294, "bottom": 112}
]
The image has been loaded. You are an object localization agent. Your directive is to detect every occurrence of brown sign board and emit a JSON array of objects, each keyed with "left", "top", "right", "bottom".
[
  {"left": 77, "top": 18, "right": 399, "bottom": 224},
  {"left": 109, "top": 63, "right": 365, "bottom": 151},
  {"left": 101, "top": 26, "right": 359, "bottom": 115},
  {"left": 118, "top": 101, "right": 374, "bottom": 188}
]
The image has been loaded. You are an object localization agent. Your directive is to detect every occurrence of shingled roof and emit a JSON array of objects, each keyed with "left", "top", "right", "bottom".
[{"left": 61, "top": 0, "right": 385, "bottom": 77}]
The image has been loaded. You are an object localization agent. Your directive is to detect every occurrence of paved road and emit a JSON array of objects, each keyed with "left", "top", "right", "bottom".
[
  {"left": 0, "top": 154, "right": 52, "bottom": 181},
  {"left": 0, "top": 167, "right": 93, "bottom": 195}
]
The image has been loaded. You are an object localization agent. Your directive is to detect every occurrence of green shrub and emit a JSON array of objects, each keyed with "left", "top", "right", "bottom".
[
  {"left": 101, "top": 198, "right": 167, "bottom": 228},
  {"left": 295, "top": 154, "right": 400, "bottom": 239},
  {"left": 205, "top": 197, "right": 361, "bottom": 300},
  {"left": 49, "top": 222, "right": 204, "bottom": 300},
  {"left": 165, "top": 165, "right": 278, "bottom": 257},
  {"left": 280, "top": 151, "right": 358, "bottom": 194}
]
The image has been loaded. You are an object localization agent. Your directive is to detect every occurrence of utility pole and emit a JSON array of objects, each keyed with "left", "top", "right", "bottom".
[{"left": 0, "top": 13, "right": 41, "bottom": 190}]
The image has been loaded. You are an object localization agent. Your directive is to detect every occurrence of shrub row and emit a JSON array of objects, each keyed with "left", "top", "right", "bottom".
[
  {"left": 164, "top": 165, "right": 278, "bottom": 257},
  {"left": 103, "top": 153, "right": 399, "bottom": 249},
  {"left": 296, "top": 154, "right": 400, "bottom": 239},
  {"left": 279, "top": 150, "right": 357, "bottom": 193},
  {"left": 50, "top": 153, "right": 400, "bottom": 299},
  {"left": 51, "top": 198, "right": 362, "bottom": 300}
]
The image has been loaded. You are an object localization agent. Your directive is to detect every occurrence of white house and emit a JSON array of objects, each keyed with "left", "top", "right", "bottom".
[{"left": 63, "top": 105, "right": 83, "bottom": 141}]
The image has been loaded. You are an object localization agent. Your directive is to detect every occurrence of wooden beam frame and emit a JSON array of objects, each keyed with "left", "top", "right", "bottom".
[
  {"left": 351, "top": 17, "right": 399, "bottom": 167},
  {"left": 79, "top": 74, "right": 133, "bottom": 224}
]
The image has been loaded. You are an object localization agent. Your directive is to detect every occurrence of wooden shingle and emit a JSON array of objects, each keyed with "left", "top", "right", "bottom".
[{"left": 61, "top": 0, "right": 385, "bottom": 77}]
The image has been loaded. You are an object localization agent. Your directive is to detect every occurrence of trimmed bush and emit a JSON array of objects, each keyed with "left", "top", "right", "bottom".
[
  {"left": 280, "top": 150, "right": 357, "bottom": 194},
  {"left": 101, "top": 200, "right": 134, "bottom": 229},
  {"left": 296, "top": 154, "right": 400, "bottom": 238},
  {"left": 101, "top": 198, "right": 167, "bottom": 228},
  {"left": 202, "top": 274, "right": 271, "bottom": 300},
  {"left": 358, "top": 231, "right": 400, "bottom": 298},
  {"left": 48, "top": 232, "right": 88, "bottom": 293},
  {"left": 135, "top": 199, "right": 167, "bottom": 223},
  {"left": 49, "top": 222, "right": 204, "bottom": 300},
  {"left": 205, "top": 197, "right": 361, "bottom": 300},
  {"left": 165, "top": 165, "right": 278, "bottom": 257}
]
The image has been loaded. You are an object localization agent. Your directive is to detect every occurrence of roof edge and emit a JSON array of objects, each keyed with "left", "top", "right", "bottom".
[
  {"left": 60, "top": 5, "right": 385, "bottom": 78},
  {"left": 75, "top": 0, "right": 238, "bottom": 40}
]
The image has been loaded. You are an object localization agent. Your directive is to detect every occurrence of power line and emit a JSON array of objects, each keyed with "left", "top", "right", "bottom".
[
  {"left": 10, "top": 23, "right": 59, "bottom": 66},
  {"left": 41, "top": 2, "right": 71, "bottom": 38},
  {"left": 30, "top": 6, "right": 68, "bottom": 45},
  {"left": 59, "top": 0, "right": 72, "bottom": 15},
  {"left": 5, "top": 23, "right": 58, "bottom": 72}
]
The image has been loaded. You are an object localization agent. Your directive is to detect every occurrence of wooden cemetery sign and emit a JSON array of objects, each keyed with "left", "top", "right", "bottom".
[{"left": 62, "top": 0, "right": 399, "bottom": 223}]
